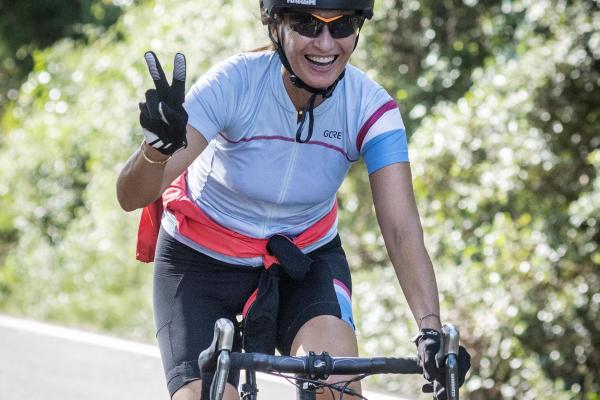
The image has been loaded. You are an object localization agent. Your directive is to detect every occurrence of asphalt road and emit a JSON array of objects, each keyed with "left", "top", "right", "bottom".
[{"left": 0, "top": 315, "right": 408, "bottom": 400}]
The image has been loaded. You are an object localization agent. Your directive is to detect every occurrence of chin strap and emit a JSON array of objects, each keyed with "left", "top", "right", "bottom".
[{"left": 269, "top": 27, "right": 346, "bottom": 143}]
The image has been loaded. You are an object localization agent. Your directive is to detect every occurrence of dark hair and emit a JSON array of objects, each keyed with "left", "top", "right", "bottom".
[{"left": 248, "top": 43, "right": 277, "bottom": 52}]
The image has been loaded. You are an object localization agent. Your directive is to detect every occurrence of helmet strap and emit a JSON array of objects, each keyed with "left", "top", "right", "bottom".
[{"left": 295, "top": 92, "right": 318, "bottom": 143}]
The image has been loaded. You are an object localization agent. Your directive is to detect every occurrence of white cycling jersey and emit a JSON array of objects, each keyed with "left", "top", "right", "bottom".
[{"left": 162, "top": 51, "right": 409, "bottom": 266}]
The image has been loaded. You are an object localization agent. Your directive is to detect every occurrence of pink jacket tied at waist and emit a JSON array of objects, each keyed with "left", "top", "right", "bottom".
[{"left": 136, "top": 172, "right": 338, "bottom": 267}]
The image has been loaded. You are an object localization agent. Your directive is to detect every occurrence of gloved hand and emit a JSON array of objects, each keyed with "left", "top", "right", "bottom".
[
  {"left": 414, "top": 329, "right": 471, "bottom": 400},
  {"left": 139, "top": 51, "right": 188, "bottom": 155}
]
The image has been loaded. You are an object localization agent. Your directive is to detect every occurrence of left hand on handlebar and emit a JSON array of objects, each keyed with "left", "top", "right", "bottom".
[{"left": 414, "top": 329, "right": 471, "bottom": 399}]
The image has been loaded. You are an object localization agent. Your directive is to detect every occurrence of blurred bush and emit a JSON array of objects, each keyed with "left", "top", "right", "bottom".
[
  {"left": 0, "top": 0, "right": 135, "bottom": 111},
  {"left": 0, "top": 0, "right": 265, "bottom": 337},
  {"left": 349, "top": 1, "right": 600, "bottom": 399}
]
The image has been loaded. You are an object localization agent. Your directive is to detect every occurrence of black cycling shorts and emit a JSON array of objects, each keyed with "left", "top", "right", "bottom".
[{"left": 152, "top": 228, "right": 354, "bottom": 397}]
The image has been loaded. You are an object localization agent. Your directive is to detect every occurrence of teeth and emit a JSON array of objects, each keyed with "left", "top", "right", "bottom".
[{"left": 306, "top": 55, "right": 335, "bottom": 64}]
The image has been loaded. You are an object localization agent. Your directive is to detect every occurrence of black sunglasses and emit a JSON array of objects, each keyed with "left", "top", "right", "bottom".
[{"left": 286, "top": 12, "right": 365, "bottom": 39}]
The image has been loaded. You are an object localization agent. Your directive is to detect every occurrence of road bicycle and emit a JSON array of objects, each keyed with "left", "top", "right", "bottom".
[{"left": 199, "top": 318, "right": 462, "bottom": 400}]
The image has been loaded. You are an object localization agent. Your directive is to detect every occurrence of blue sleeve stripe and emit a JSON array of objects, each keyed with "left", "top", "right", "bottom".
[{"left": 362, "top": 129, "right": 409, "bottom": 174}]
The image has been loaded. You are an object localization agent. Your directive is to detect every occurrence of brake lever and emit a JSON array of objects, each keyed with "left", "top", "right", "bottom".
[
  {"left": 197, "top": 318, "right": 235, "bottom": 400},
  {"left": 198, "top": 318, "right": 235, "bottom": 369},
  {"left": 436, "top": 323, "right": 460, "bottom": 400}
]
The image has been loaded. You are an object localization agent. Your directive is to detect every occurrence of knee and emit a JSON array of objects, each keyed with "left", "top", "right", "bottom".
[
  {"left": 291, "top": 315, "right": 358, "bottom": 357},
  {"left": 172, "top": 380, "right": 239, "bottom": 400},
  {"left": 172, "top": 380, "right": 201, "bottom": 400}
]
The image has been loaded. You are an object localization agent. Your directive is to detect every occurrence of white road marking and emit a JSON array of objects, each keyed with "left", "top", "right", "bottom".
[
  {"left": 0, "top": 314, "right": 160, "bottom": 357},
  {"left": 0, "top": 314, "right": 410, "bottom": 399}
]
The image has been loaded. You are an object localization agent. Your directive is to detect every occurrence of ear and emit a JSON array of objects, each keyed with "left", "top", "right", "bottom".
[
  {"left": 260, "top": 8, "right": 270, "bottom": 25},
  {"left": 267, "top": 21, "right": 282, "bottom": 49}
]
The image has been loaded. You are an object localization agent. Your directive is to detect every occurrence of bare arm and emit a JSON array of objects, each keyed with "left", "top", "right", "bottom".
[
  {"left": 369, "top": 162, "right": 442, "bottom": 331},
  {"left": 116, "top": 124, "right": 208, "bottom": 211}
]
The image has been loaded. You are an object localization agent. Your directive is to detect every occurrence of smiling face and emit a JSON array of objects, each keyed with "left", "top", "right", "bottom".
[{"left": 277, "top": 10, "right": 358, "bottom": 91}]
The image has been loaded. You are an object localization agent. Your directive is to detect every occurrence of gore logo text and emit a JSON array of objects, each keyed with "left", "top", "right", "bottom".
[
  {"left": 324, "top": 130, "right": 342, "bottom": 139},
  {"left": 286, "top": 0, "right": 316, "bottom": 5}
]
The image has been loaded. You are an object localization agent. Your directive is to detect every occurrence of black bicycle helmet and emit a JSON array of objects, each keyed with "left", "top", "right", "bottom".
[{"left": 260, "top": 0, "right": 374, "bottom": 24}]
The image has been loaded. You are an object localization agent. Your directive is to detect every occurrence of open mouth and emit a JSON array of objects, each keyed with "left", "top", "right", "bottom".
[{"left": 305, "top": 55, "right": 338, "bottom": 67}]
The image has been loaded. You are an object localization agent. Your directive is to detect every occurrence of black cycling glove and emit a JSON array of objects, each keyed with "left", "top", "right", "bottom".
[
  {"left": 139, "top": 51, "right": 188, "bottom": 155},
  {"left": 415, "top": 329, "right": 443, "bottom": 382},
  {"left": 414, "top": 328, "right": 471, "bottom": 400}
]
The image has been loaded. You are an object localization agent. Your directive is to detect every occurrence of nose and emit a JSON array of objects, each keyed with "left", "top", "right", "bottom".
[{"left": 313, "top": 25, "right": 336, "bottom": 50}]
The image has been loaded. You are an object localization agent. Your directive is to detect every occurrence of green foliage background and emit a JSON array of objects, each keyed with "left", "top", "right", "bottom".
[
  {"left": 0, "top": 0, "right": 133, "bottom": 111},
  {"left": 0, "top": 0, "right": 598, "bottom": 398}
]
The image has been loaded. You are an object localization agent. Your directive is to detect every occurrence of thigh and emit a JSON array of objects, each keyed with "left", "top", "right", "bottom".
[
  {"left": 153, "top": 229, "right": 261, "bottom": 397},
  {"left": 277, "top": 236, "right": 356, "bottom": 356}
]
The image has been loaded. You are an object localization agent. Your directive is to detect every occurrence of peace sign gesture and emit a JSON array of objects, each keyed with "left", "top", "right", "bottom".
[{"left": 139, "top": 51, "right": 188, "bottom": 155}]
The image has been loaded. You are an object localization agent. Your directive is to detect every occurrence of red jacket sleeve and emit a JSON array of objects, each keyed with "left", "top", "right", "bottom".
[{"left": 135, "top": 198, "right": 163, "bottom": 263}]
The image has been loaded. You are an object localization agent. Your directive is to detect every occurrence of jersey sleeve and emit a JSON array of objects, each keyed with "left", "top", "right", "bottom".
[
  {"left": 183, "top": 54, "right": 248, "bottom": 142},
  {"left": 356, "top": 86, "right": 409, "bottom": 174}
]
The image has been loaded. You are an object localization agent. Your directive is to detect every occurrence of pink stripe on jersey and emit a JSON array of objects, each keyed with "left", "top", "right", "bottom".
[
  {"left": 308, "top": 140, "right": 355, "bottom": 161},
  {"left": 356, "top": 100, "right": 398, "bottom": 152},
  {"left": 219, "top": 134, "right": 295, "bottom": 144},
  {"left": 219, "top": 134, "right": 355, "bottom": 161}
]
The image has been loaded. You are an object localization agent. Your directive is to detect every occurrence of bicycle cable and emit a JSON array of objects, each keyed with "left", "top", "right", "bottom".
[
  {"left": 335, "top": 373, "right": 370, "bottom": 400},
  {"left": 265, "top": 370, "right": 370, "bottom": 399}
]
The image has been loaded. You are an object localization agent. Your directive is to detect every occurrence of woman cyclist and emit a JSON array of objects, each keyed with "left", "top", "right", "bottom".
[{"left": 117, "top": 1, "right": 470, "bottom": 399}]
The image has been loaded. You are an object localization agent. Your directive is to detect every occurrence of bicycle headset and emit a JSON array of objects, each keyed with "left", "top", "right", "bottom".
[{"left": 259, "top": 0, "right": 375, "bottom": 143}]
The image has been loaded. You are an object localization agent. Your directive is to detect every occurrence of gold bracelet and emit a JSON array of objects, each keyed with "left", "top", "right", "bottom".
[{"left": 140, "top": 142, "right": 171, "bottom": 165}]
